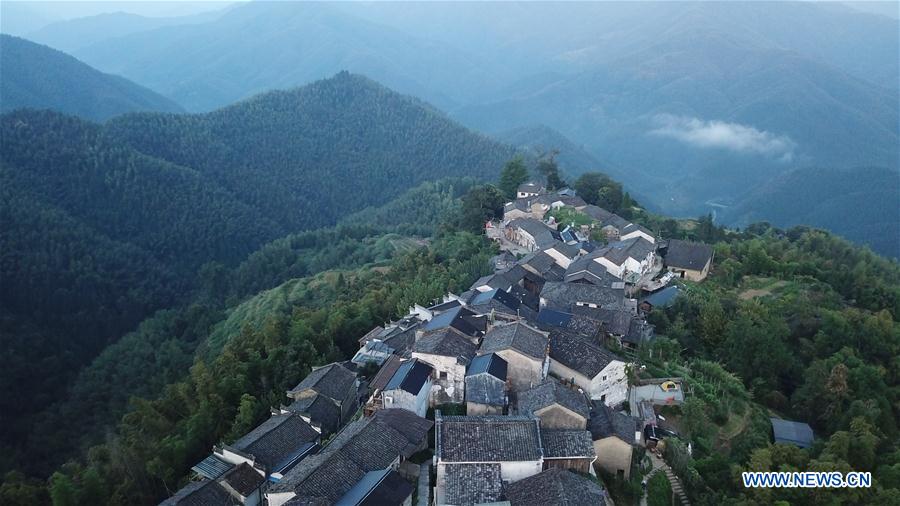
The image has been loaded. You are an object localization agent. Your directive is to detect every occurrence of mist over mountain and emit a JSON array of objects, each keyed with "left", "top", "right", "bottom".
[
  {"left": 29, "top": 0, "right": 896, "bottom": 255},
  {"left": 0, "top": 35, "right": 184, "bottom": 120}
]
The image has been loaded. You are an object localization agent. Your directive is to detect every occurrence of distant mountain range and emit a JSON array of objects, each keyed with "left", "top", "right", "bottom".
[
  {"left": 1, "top": 1, "right": 897, "bottom": 256},
  {"left": 0, "top": 35, "right": 183, "bottom": 120}
]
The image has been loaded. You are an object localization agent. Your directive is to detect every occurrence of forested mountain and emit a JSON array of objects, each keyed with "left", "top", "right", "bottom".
[
  {"left": 0, "top": 73, "right": 514, "bottom": 478},
  {"left": 47, "top": 1, "right": 898, "bottom": 254},
  {"left": 494, "top": 124, "right": 609, "bottom": 176},
  {"left": 724, "top": 166, "right": 900, "bottom": 258},
  {"left": 0, "top": 35, "right": 183, "bottom": 121}
]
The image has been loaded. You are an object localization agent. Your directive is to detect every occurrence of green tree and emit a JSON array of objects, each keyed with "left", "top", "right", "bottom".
[
  {"left": 498, "top": 157, "right": 529, "bottom": 199},
  {"left": 536, "top": 151, "right": 565, "bottom": 190}
]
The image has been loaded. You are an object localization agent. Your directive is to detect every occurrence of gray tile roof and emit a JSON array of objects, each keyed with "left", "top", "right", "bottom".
[
  {"left": 518, "top": 182, "right": 546, "bottom": 193},
  {"left": 540, "top": 430, "right": 596, "bottom": 459},
  {"left": 369, "top": 354, "right": 404, "bottom": 392},
  {"left": 571, "top": 306, "right": 633, "bottom": 336},
  {"left": 540, "top": 281, "right": 624, "bottom": 312},
  {"left": 220, "top": 463, "right": 265, "bottom": 497},
  {"left": 592, "top": 237, "right": 655, "bottom": 266},
  {"left": 622, "top": 223, "right": 654, "bottom": 239},
  {"left": 549, "top": 330, "right": 624, "bottom": 378},
  {"left": 467, "top": 288, "right": 522, "bottom": 317},
  {"left": 229, "top": 413, "right": 319, "bottom": 473},
  {"left": 564, "top": 256, "right": 618, "bottom": 286},
  {"left": 444, "top": 463, "right": 503, "bottom": 506},
  {"left": 665, "top": 239, "right": 713, "bottom": 271},
  {"left": 519, "top": 251, "right": 566, "bottom": 281},
  {"left": 508, "top": 218, "right": 562, "bottom": 249},
  {"left": 465, "top": 373, "right": 507, "bottom": 407},
  {"left": 467, "top": 353, "right": 507, "bottom": 380},
  {"left": 478, "top": 322, "right": 548, "bottom": 360},
  {"left": 337, "top": 469, "right": 414, "bottom": 506},
  {"left": 271, "top": 409, "right": 432, "bottom": 497},
  {"left": 288, "top": 362, "right": 357, "bottom": 404},
  {"left": 159, "top": 480, "right": 240, "bottom": 506},
  {"left": 413, "top": 327, "right": 477, "bottom": 362},
  {"left": 581, "top": 205, "right": 615, "bottom": 223},
  {"left": 284, "top": 393, "right": 341, "bottom": 435},
  {"left": 517, "top": 379, "right": 590, "bottom": 419},
  {"left": 437, "top": 415, "right": 542, "bottom": 462},
  {"left": 589, "top": 402, "right": 638, "bottom": 443},
  {"left": 504, "top": 468, "right": 607, "bottom": 506},
  {"left": 421, "top": 306, "right": 484, "bottom": 336}
]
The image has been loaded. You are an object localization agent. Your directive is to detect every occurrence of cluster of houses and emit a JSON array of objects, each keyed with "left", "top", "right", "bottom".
[{"left": 161, "top": 184, "right": 720, "bottom": 505}]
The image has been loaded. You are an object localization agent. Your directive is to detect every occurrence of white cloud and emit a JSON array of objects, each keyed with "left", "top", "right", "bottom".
[{"left": 650, "top": 114, "right": 796, "bottom": 162}]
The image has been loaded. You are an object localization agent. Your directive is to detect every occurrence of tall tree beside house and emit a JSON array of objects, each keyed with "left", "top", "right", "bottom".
[
  {"left": 498, "top": 156, "right": 529, "bottom": 199},
  {"left": 455, "top": 184, "right": 506, "bottom": 232},
  {"left": 536, "top": 151, "right": 566, "bottom": 191}
]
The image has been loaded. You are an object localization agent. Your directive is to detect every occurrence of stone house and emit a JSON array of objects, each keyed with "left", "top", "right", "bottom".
[{"left": 477, "top": 322, "right": 549, "bottom": 392}]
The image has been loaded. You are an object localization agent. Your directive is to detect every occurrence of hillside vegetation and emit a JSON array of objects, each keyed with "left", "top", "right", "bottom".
[{"left": 0, "top": 35, "right": 183, "bottom": 121}]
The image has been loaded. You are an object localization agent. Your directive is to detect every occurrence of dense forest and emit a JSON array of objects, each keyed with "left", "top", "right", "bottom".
[
  {"left": 0, "top": 74, "right": 514, "bottom": 480},
  {"left": 0, "top": 35, "right": 183, "bottom": 121}
]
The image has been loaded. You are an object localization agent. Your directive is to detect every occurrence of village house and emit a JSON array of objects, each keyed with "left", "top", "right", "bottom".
[
  {"left": 416, "top": 305, "right": 486, "bottom": 341},
  {"left": 363, "top": 355, "right": 403, "bottom": 416},
  {"left": 379, "top": 359, "right": 433, "bottom": 417},
  {"left": 518, "top": 250, "right": 567, "bottom": 283},
  {"left": 357, "top": 316, "right": 421, "bottom": 357},
  {"left": 539, "top": 281, "right": 625, "bottom": 313},
  {"left": 639, "top": 285, "right": 680, "bottom": 313},
  {"left": 663, "top": 239, "right": 714, "bottom": 281},
  {"left": 266, "top": 409, "right": 432, "bottom": 506},
  {"left": 517, "top": 378, "right": 591, "bottom": 430},
  {"left": 540, "top": 429, "right": 597, "bottom": 474},
  {"left": 535, "top": 307, "right": 605, "bottom": 342},
  {"left": 590, "top": 237, "right": 657, "bottom": 281},
  {"left": 542, "top": 241, "right": 581, "bottom": 269},
  {"left": 351, "top": 339, "right": 394, "bottom": 366},
  {"left": 285, "top": 363, "right": 359, "bottom": 435},
  {"left": 589, "top": 402, "right": 640, "bottom": 479},
  {"left": 620, "top": 223, "right": 656, "bottom": 243},
  {"left": 516, "top": 182, "right": 546, "bottom": 199},
  {"left": 465, "top": 353, "right": 508, "bottom": 415},
  {"left": 434, "top": 414, "right": 544, "bottom": 505},
  {"left": 504, "top": 468, "right": 608, "bottom": 505},
  {"left": 471, "top": 264, "right": 529, "bottom": 293},
  {"left": 478, "top": 321, "right": 549, "bottom": 392},
  {"left": 412, "top": 327, "right": 477, "bottom": 405},
  {"left": 548, "top": 330, "right": 630, "bottom": 406},
  {"left": 564, "top": 255, "right": 619, "bottom": 286},
  {"left": 334, "top": 468, "right": 414, "bottom": 506},
  {"left": 195, "top": 412, "right": 321, "bottom": 484},
  {"left": 162, "top": 463, "right": 266, "bottom": 506},
  {"left": 505, "top": 218, "right": 562, "bottom": 252},
  {"left": 465, "top": 287, "right": 535, "bottom": 322}
]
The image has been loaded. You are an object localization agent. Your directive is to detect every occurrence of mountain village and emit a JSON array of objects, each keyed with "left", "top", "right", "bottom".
[{"left": 160, "top": 183, "right": 813, "bottom": 506}]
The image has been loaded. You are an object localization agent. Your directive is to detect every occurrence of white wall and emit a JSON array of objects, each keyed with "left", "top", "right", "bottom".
[
  {"left": 412, "top": 353, "right": 466, "bottom": 405},
  {"left": 500, "top": 460, "right": 544, "bottom": 483},
  {"left": 590, "top": 361, "right": 629, "bottom": 406}
]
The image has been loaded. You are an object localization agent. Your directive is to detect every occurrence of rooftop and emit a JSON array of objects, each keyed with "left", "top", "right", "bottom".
[
  {"left": 549, "top": 330, "right": 624, "bottom": 378},
  {"left": 283, "top": 393, "right": 341, "bottom": 435},
  {"left": 771, "top": 418, "right": 814, "bottom": 448},
  {"left": 421, "top": 306, "right": 484, "bottom": 336},
  {"left": 665, "top": 239, "right": 714, "bottom": 270},
  {"left": 504, "top": 468, "right": 607, "bottom": 506},
  {"left": 369, "top": 354, "right": 403, "bottom": 392},
  {"left": 466, "top": 353, "right": 508, "bottom": 380},
  {"left": 540, "top": 281, "right": 624, "bottom": 312},
  {"left": 540, "top": 429, "right": 596, "bottom": 459},
  {"left": 335, "top": 468, "right": 413, "bottom": 506},
  {"left": 229, "top": 412, "right": 319, "bottom": 473},
  {"left": 443, "top": 463, "right": 503, "bottom": 506},
  {"left": 287, "top": 362, "right": 357, "bottom": 403},
  {"left": 592, "top": 237, "right": 655, "bottom": 266},
  {"left": 220, "top": 463, "right": 265, "bottom": 497},
  {"left": 413, "top": 327, "right": 477, "bottom": 363},
  {"left": 159, "top": 479, "right": 240, "bottom": 506},
  {"left": 589, "top": 402, "right": 638, "bottom": 443},
  {"left": 642, "top": 285, "right": 680, "bottom": 309},
  {"left": 518, "top": 379, "right": 590, "bottom": 419},
  {"left": 384, "top": 359, "right": 432, "bottom": 395},
  {"left": 436, "top": 415, "right": 542, "bottom": 463},
  {"left": 479, "top": 322, "right": 548, "bottom": 360}
]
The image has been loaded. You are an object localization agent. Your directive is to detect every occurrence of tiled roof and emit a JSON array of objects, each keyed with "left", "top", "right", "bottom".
[
  {"left": 336, "top": 469, "right": 413, "bottom": 506},
  {"left": 271, "top": 409, "right": 432, "bottom": 496},
  {"left": 478, "top": 322, "right": 548, "bottom": 360},
  {"left": 357, "top": 326, "right": 385, "bottom": 346},
  {"left": 369, "top": 354, "right": 403, "bottom": 392},
  {"left": 284, "top": 393, "right": 341, "bottom": 435},
  {"left": 540, "top": 430, "right": 596, "bottom": 459},
  {"left": 664, "top": 239, "right": 713, "bottom": 271},
  {"left": 437, "top": 415, "right": 542, "bottom": 462},
  {"left": 572, "top": 306, "right": 633, "bottom": 336},
  {"left": 518, "top": 182, "right": 546, "bottom": 193},
  {"left": 288, "top": 362, "right": 357, "bottom": 404},
  {"left": 581, "top": 205, "right": 615, "bottom": 223},
  {"left": 517, "top": 379, "right": 590, "bottom": 419},
  {"left": 384, "top": 359, "right": 432, "bottom": 395},
  {"left": 592, "top": 237, "right": 655, "bottom": 266},
  {"left": 549, "top": 330, "right": 624, "bottom": 378},
  {"left": 467, "top": 288, "right": 522, "bottom": 317},
  {"left": 519, "top": 251, "right": 566, "bottom": 281},
  {"left": 540, "top": 281, "right": 624, "bottom": 312},
  {"left": 504, "top": 468, "right": 607, "bottom": 506},
  {"left": 465, "top": 373, "right": 507, "bottom": 407},
  {"left": 589, "top": 402, "right": 638, "bottom": 444},
  {"left": 508, "top": 218, "right": 562, "bottom": 249},
  {"left": 230, "top": 413, "right": 319, "bottom": 473},
  {"left": 443, "top": 463, "right": 503, "bottom": 506},
  {"left": 413, "top": 327, "right": 476, "bottom": 362},
  {"left": 220, "top": 463, "right": 264, "bottom": 497},
  {"left": 564, "top": 256, "right": 618, "bottom": 286},
  {"left": 159, "top": 479, "right": 240, "bottom": 506},
  {"left": 421, "top": 306, "right": 483, "bottom": 336},
  {"left": 466, "top": 353, "right": 507, "bottom": 380}
]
